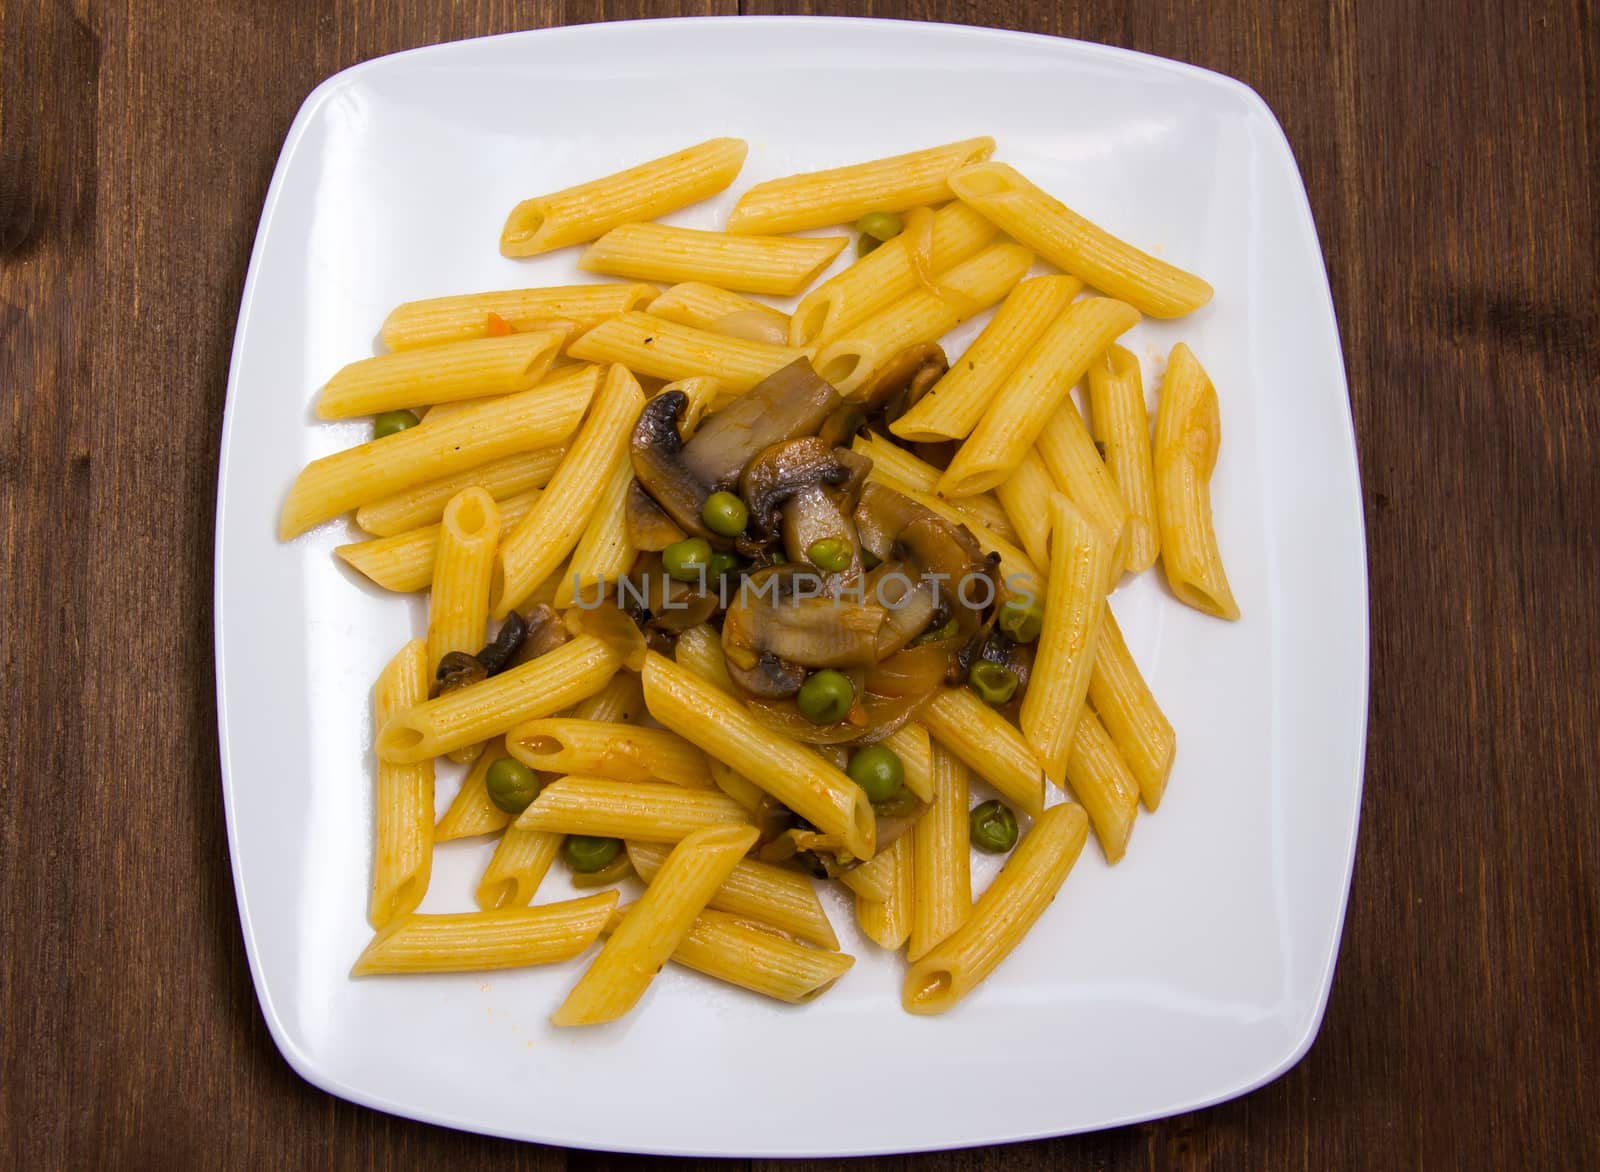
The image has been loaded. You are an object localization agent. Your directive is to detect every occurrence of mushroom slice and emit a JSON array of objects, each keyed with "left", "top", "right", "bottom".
[
  {"left": 723, "top": 566, "right": 885, "bottom": 670},
  {"left": 781, "top": 484, "right": 862, "bottom": 573},
  {"left": 625, "top": 481, "right": 687, "bottom": 551},
  {"left": 853, "top": 481, "right": 932, "bottom": 563},
  {"left": 679, "top": 358, "right": 841, "bottom": 489},
  {"left": 725, "top": 651, "right": 807, "bottom": 700},
  {"left": 629, "top": 391, "right": 714, "bottom": 538},
  {"left": 741, "top": 437, "right": 856, "bottom": 538},
  {"left": 856, "top": 342, "right": 948, "bottom": 421}
]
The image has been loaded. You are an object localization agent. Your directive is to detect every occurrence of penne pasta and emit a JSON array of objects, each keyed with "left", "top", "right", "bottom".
[
  {"left": 1064, "top": 708, "right": 1140, "bottom": 862},
  {"left": 902, "top": 803, "right": 1088, "bottom": 1014},
  {"left": 641, "top": 652, "right": 876, "bottom": 860},
  {"left": 891, "top": 275, "right": 1083, "bottom": 442},
  {"left": 1020, "top": 494, "right": 1114, "bottom": 779},
  {"left": 354, "top": 447, "right": 565, "bottom": 537},
  {"left": 495, "top": 364, "right": 644, "bottom": 617},
  {"left": 788, "top": 202, "right": 997, "bottom": 346},
  {"left": 727, "top": 137, "right": 995, "bottom": 235},
  {"left": 352, "top": 894, "right": 617, "bottom": 975},
  {"left": 382, "top": 283, "right": 657, "bottom": 350},
  {"left": 1089, "top": 609, "right": 1177, "bottom": 811},
  {"left": 646, "top": 282, "right": 791, "bottom": 340},
  {"left": 707, "top": 759, "right": 766, "bottom": 816},
  {"left": 552, "top": 824, "right": 759, "bottom": 1025},
  {"left": 314, "top": 330, "right": 564, "bottom": 420},
  {"left": 1154, "top": 344, "right": 1239, "bottom": 619},
  {"left": 855, "top": 835, "right": 914, "bottom": 951},
  {"left": 553, "top": 455, "right": 635, "bottom": 609},
  {"left": 376, "top": 635, "right": 622, "bottom": 763},
  {"left": 426, "top": 488, "right": 500, "bottom": 675},
  {"left": 1037, "top": 397, "right": 1130, "bottom": 580},
  {"left": 515, "top": 775, "right": 751, "bottom": 842},
  {"left": 580, "top": 223, "right": 846, "bottom": 296},
  {"left": 673, "top": 623, "right": 737, "bottom": 693},
  {"left": 850, "top": 433, "right": 1018, "bottom": 544},
  {"left": 336, "top": 488, "right": 540, "bottom": 593},
  {"left": 937, "top": 297, "right": 1139, "bottom": 498},
  {"left": 837, "top": 846, "right": 897, "bottom": 904},
  {"left": 369, "top": 639, "right": 433, "bottom": 928},
  {"left": 948, "top": 162, "right": 1212, "bottom": 318},
  {"left": 475, "top": 825, "right": 565, "bottom": 910},
  {"left": 501, "top": 137, "right": 748, "bottom": 257},
  {"left": 569, "top": 669, "right": 646, "bottom": 724},
  {"left": 1087, "top": 344, "right": 1160, "bottom": 573},
  {"left": 435, "top": 737, "right": 514, "bottom": 841},
  {"left": 883, "top": 722, "right": 934, "bottom": 805},
  {"left": 569, "top": 312, "right": 807, "bottom": 392},
  {"left": 626, "top": 841, "right": 838, "bottom": 950},
  {"left": 994, "top": 449, "right": 1056, "bottom": 571},
  {"left": 507, "top": 719, "right": 714, "bottom": 788},
  {"left": 279, "top": 365, "right": 599, "bottom": 539},
  {"left": 922, "top": 688, "right": 1045, "bottom": 815},
  {"left": 909, "top": 741, "right": 972, "bottom": 962},
  {"left": 606, "top": 904, "right": 852, "bottom": 1004},
  {"left": 812, "top": 242, "right": 1034, "bottom": 397}
]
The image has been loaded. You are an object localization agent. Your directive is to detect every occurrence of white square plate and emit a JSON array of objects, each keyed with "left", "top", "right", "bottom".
[{"left": 216, "top": 16, "right": 1368, "bottom": 1156}]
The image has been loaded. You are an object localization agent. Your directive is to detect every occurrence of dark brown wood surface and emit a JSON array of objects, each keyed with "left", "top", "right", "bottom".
[{"left": 3, "top": 0, "right": 1596, "bottom": 1167}]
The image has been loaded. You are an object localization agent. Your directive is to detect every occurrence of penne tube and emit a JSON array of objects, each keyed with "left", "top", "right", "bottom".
[
  {"left": 569, "top": 312, "right": 807, "bottom": 392},
  {"left": 606, "top": 904, "right": 852, "bottom": 1004},
  {"left": 1037, "top": 397, "right": 1130, "bottom": 579},
  {"left": 382, "top": 283, "right": 658, "bottom": 350},
  {"left": 354, "top": 447, "right": 565, "bottom": 536},
  {"left": 1020, "top": 494, "right": 1114, "bottom": 780},
  {"left": 641, "top": 652, "right": 876, "bottom": 860},
  {"left": 495, "top": 364, "right": 644, "bottom": 617},
  {"left": 647, "top": 282, "right": 791, "bottom": 340},
  {"left": 910, "top": 741, "right": 972, "bottom": 962},
  {"left": 507, "top": 719, "right": 713, "bottom": 788},
  {"left": 626, "top": 841, "right": 838, "bottom": 950},
  {"left": 336, "top": 487, "right": 540, "bottom": 593},
  {"left": 1154, "top": 343, "right": 1239, "bottom": 619},
  {"left": 838, "top": 845, "right": 897, "bottom": 903},
  {"left": 922, "top": 688, "right": 1045, "bottom": 816},
  {"left": 891, "top": 275, "right": 1083, "bottom": 442},
  {"left": 369, "top": 640, "right": 433, "bottom": 928},
  {"left": 475, "top": 825, "right": 565, "bottom": 910},
  {"left": 314, "top": 330, "right": 564, "bottom": 420},
  {"left": 855, "top": 835, "right": 914, "bottom": 951},
  {"left": 708, "top": 759, "right": 766, "bottom": 815},
  {"left": 376, "top": 635, "right": 622, "bottom": 763},
  {"left": 902, "top": 803, "right": 1088, "bottom": 1014},
  {"left": 1089, "top": 609, "right": 1177, "bottom": 811},
  {"left": 937, "top": 297, "right": 1139, "bottom": 498},
  {"left": 850, "top": 433, "right": 1018, "bottom": 544},
  {"left": 569, "top": 670, "right": 646, "bottom": 724},
  {"left": 994, "top": 449, "right": 1055, "bottom": 571},
  {"left": 351, "top": 894, "right": 617, "bottom": 975},
  {"left": 1064, "top": 708, "right": 1140, "bottom": 862},
  {"left": 1087, "top": 344, "right": 1160, "bottom": 573},
  {"left": 501, "top": 137, "right": 748, "bottom": 256},
  {"left": 552, "top": 824, "right": 759, "bottom": 1025},
  {"left": 580, "top": 223, "right": 846, "bottom": 297},
  {"left": 279, "top": 365, "right": 599, "bottom": 539},
  {"left": 882, "top": 722, "right": 934, "bottom": 805},
  {"left": 436, "top": 737, "right": 514, "bottom": 841},
  {"left": 727, "top": 137, "right": 995, "bottom": 235},
  {"left": 812, "top": 242, "right": 1033, "bottom": 397},
  {"left": 788, "top": 202, "right": 997, "bottom": 346},
  {"left": 673, "top": 623, "right": 736, "bottom": 693},
  {"left": 515, "top": 776, "right": 751, "bottom": 842},
  {"left": 553, "top": 455, "right": 635, "bottom": 609},
  {"left": 426, "top": 488, "right": 500, "bottom": 675},
  {"left": 948, "top": 162, "right": 1212, "bottom": 318}
]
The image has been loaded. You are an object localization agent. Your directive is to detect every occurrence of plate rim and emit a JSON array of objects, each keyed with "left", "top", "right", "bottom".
[{"left": 214, "top": 14, "right": 1369, "bottom": 1155}]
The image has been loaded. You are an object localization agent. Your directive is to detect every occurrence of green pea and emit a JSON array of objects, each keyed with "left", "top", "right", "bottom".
[
  {"left": 910, "top": 617, "right": 957, "bottom": 646},
  {"left": 855, "top": 234, "right": 881, "bottom": 257},
  {"left": 806, "top": 537, "right": 852, "bottom": 573},
  {"left": 998, "top": 596, "right": 1045, "bottom": 644},
  {"left": 860, "top": 548, "right": 882, "bottom": 570},
  {"left": 857, "top": 211, "right": 904, "bottom": 242},
  {"left": 701, "top": 491, "right": 749, "bottom": 537},
  {"left": 663, "top": 537, "right": 712, "bottom": 582},
  {"left": 564, "top": 835, "right": 622, "bottom": 873},
  {"left": 373, "top": 409, "right": 420, "bottom": 439},
  {"left": 708, "top": 551, "right": 741, "bottom": 579},
  {"left": 484, "top": 757, "right": 541, "bottom": 814},
  {"left": 847, "top": 745, "right": 904, "bottom": 803},
  {"left": 797, "top": 669, "right": 855, "bottom": 725},
  {"left": 968, "top": 661, "right": 1019, "bottom": 704},
  {"left": 970, "top": 799, "right": 1019, "bottom": 853}
]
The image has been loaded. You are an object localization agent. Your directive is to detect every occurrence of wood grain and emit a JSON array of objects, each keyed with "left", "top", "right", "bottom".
[{"left": 2, "top": 0, "right": 1596, "bottom": 1167}]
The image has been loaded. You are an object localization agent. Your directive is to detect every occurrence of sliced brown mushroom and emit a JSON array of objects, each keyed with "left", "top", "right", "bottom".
[
  {"left": 629, "top": 391, "right": 715, "bottom": 539},
  {"left": 680, "top": 358, "right": 841, "bottom": 489},
  {"left": 506, "top": 602, "right": 572, "bottom": 668},
  {"left": 740, "top": 437, "right": 856, "bottom": 538},
  {"left": 723, "top": 566, "right": 885, "bottom": 670},
  {"left": 725, "top": 651, "right": 807, "bottom": 700},
  {"left": 781, "top": 484, "right": 862, "bottom": 572},
  {"left": 857, "top": 342, "right": 948, "bottom": 425},
  {"left": 476, "top": 609, "right": 528, "bottom": 674},
  {"left": 625, "top": 481, "right": 686, "bottom": 551}
]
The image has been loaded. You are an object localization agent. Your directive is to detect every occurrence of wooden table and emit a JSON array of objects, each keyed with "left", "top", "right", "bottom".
[{"left": 3, "top": 1, "right": 1595, "bottom": 1167}]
